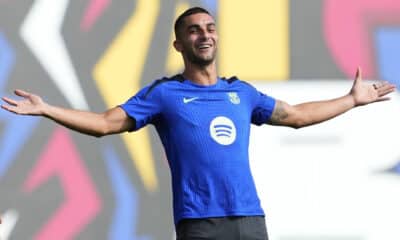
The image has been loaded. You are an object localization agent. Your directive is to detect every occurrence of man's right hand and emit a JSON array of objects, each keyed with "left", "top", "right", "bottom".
[
  {"left": 1, "top": 89, "right": 47, "bottom": 116},
  {"left": 1, "top": 89, "right": 135, "bottom": 137}
]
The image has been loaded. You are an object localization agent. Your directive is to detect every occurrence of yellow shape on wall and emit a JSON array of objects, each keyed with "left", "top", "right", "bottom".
[
  {"left": 93, "top": 0, "right": 160, "bottom": 192},
  {"left": 218, "top": 0, "right": 289, "bottom": 81},
  {"left": 165, "top": 2, "right": 190, "bottom": 75}
]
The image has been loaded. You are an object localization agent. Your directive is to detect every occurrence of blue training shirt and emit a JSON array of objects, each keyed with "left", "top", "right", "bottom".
[{"left": 120, "top": 75, "right": 276, "bottom": 225}]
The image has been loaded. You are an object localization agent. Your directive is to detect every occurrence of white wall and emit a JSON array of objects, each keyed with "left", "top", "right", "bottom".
[{"left": 251, "top": 81, "right": 400, "bottom": 240}]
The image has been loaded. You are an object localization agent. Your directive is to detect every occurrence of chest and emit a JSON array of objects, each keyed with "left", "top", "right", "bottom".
[{"left": 161, "top": 89, "right": 252, "bottom": 127}]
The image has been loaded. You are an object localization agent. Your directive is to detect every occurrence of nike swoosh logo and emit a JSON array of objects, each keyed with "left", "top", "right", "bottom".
[{"left": 183, "top": 97, "right": 199, "bottom": 104}]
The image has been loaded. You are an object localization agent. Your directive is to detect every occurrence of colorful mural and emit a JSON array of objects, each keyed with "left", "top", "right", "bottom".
[{"left": 0, "top": 0, "right": 398, "bottom": 239}]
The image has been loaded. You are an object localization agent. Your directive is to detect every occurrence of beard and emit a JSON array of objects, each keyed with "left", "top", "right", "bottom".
[{"left": 185, "top": 48, "right": 217, "bottom": 67}]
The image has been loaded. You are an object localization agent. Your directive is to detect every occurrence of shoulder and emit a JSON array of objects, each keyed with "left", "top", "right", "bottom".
[
  {"left": 220, "top": 76, "right": 240, "bottom": 84},
  {"left": 143, "top": 74, "right": 185, "bottom": 98},
  {"left": 220, "top": 76, "right": 256, "bottom": 91}
]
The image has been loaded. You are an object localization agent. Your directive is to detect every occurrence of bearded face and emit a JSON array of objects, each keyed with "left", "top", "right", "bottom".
[{"left": 174, "top": 13, "right": 218, "bottom": 67}]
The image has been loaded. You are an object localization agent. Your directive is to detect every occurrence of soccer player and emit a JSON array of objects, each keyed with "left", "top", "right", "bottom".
[{"left": 1, "top": 7, "right": 395, "bottom": 240}]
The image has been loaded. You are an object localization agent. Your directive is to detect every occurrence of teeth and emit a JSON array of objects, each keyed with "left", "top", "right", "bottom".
[{"left": 198, "top": 44, "right": 211, "bottom": 49}]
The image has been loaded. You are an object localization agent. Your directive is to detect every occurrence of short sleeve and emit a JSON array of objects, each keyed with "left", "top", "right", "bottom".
[
  {"left": 119, "top": 85, "right": 162, "bottom": 131},
  {"left": 251, "top": 91, "right": 276, "bottom": 126}
]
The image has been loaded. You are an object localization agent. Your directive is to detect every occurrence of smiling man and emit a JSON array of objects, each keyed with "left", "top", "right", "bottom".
[{"left": 1, "top": 7, "right": 396, "bottom": 240}]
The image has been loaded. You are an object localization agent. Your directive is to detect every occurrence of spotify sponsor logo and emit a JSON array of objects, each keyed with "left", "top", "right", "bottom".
[{"left": 209, "top": 116, "right": 236, "bottom": 145}]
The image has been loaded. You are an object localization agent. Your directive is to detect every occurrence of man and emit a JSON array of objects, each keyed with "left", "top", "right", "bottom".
[{"left": 1, "top": 7, "right": 395, "bottom": 240}]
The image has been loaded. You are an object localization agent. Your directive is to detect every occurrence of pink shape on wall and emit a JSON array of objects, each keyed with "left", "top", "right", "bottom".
[
  {"left": 23, "top": 127, "right": 101, "bottom": 240},
  {"left": 81, "top": 0, "right": 111, "bottom": 31},
  {"left": 323, "top": 0, "right": 400, "bottom": 78}
]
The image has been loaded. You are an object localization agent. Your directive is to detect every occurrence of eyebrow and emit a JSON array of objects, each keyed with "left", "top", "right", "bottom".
[{"left": 187, "top": 22, "right": 216, "bottom": 30}]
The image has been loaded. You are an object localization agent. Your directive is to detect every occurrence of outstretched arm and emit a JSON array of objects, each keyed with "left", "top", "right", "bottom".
[
  {"left": 267, "top": 68, "right": 396, "bottom": 128},
  {"left": 1, "top": 89, "right": 134, "bottom": 137}
]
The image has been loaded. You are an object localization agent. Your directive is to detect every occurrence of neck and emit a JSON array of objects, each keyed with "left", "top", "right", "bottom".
[{"left": 182, "top": 61, "right": 217, "bottom": 86}]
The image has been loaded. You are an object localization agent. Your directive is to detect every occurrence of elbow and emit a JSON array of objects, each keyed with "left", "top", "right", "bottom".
[
  {"left": 289, "top": 123, "right": 303, "bottom": 129},
  {"left": 92, "top": 120, "right": 112, "bottom": 138},
  {"left": 290, "top": 124, "right": 302, "bottom": 129},
  {"left": 96, "top": 126, "right": 113, "bottom": 138},
  {"left": 289, "top": 116, "right": 309, "bottom": 129},
  {"left": 86, "top": 129, "right": 107, "bottom": 138},
  {"left": 93, "top": 132, "right": 106, "bottom": 138},
  {"left": 282, "top": 107, "right": 309, "bottom": 129}
]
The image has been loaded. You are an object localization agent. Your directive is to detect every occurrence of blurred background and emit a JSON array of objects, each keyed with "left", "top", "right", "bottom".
[{"left": 0, "top": 0, "right": 399, "bottom": 239}]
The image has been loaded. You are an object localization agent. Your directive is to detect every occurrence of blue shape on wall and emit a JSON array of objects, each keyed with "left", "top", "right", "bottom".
[
  {"left": 103, "top": 144, "right": 151, "bottom": 240},
  {"left": 0, "top": 32, "right": 39, "bottom": 177},
  {"left": 201, "top": 0, "right": 217, "bottom": 16},
  {"left": 375, "top": 28, "right": 400, "bottom": 89}
]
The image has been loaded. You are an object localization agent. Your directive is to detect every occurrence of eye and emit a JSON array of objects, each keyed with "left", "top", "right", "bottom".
[
  {"left": 188, "top": 27, "right": 199, "bottom": 34},
  {"left": 207, "top": 24, "right": 216, "bottom": 32}
]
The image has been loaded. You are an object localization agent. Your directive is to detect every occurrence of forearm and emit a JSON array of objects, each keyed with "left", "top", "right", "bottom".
[
  {"left": 2, "top": 90, "right": 133, "bottom": 135},
  {"left": 293, "top": 94, "right": 355, "bottom": 127},
  {"left": 43, "top": 104, "right": 109, "bottom": 137},
  {"left": 268, "top": 68, "right": 395, "bottom": 129}
]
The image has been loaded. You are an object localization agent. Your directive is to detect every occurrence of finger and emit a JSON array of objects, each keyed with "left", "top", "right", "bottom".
[
  {"left": 14, "top": 89, "right": 31, "bottom": 98},
  {"left": 382, "top": 82, "right": 396, "bottom": 88},
  {"left": 375, "top": 97, "right": 391, "bottom": 102},
  {"left": 355, "top": 67, "right": 362, "bottom": 82},
  {"left": 373, "top": 82, "right": 395, "bottom": 94},
  {"left": 379, "top": 83, "right": 396, "bottom": 91},
  {"left": 378, "top": 87, "right": 396, "bottom": 96},
  {"left": 376, "top": 83, "right": 395, "bottom": 91},
  {"left": 1, "top": 104, "right": 19, "bottom": 114},
  {"left": 374, "top": 81, "right": 390, "bottom": 89},
  {"left": 1, "top": 97, "right": 18, "bottom": 106}
]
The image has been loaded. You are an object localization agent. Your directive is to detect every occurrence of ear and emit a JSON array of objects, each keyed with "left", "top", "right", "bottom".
[{"left": 173, "top": 40, "right": 183, "bottom": 52}]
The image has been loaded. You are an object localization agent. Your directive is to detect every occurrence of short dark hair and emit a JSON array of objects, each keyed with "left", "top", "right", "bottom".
[{"left": 174, "top": 7, "right": 212, "bottom": 39}]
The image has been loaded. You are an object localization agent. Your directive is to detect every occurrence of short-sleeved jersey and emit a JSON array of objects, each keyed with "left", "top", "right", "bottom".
[{"left": 120, "top": 75, "right": 276, "bottom": 225}]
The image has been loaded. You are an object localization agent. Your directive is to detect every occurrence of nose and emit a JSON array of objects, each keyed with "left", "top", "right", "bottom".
[{"left": 199, "top": 30, "right": 210, "bottom": 41}]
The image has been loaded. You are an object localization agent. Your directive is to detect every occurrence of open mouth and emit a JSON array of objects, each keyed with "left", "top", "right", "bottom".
[{"left": 197, "top": 44, "right": 212, "bottom": 50}]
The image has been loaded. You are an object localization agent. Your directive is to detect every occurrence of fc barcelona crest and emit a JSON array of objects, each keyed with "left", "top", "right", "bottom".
[{"left": 228, "top": 92, "right": 240, "bottom": 104}]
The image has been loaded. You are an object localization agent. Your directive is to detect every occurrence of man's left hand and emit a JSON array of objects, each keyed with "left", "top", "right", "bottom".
[{"left": 350, "top": 67, "right": 396, "bottom": 106}]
